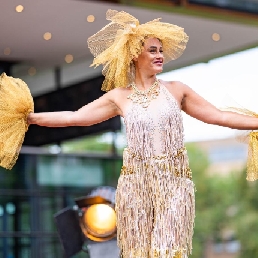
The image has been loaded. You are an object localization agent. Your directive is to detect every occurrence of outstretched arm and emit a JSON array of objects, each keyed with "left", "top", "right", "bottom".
[
  {"left": 28, "top": 91, "right": 121, "bottom": 127},
  {"left": 181, "top": 83, "right": 258, "bottom": 130}
]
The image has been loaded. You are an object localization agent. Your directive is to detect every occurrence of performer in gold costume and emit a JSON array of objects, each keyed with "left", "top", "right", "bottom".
[{"left": 2, "top": 9, "right": 258, "bottom": 258}]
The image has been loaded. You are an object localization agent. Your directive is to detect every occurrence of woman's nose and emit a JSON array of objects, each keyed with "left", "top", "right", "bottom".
[{"left": 157, "top": 51, "right": 163, "bottom": 58}]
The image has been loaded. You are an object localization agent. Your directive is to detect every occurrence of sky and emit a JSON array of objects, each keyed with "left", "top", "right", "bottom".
[{"left": 158, "top": 46, "right": 258, "bottom": 142}]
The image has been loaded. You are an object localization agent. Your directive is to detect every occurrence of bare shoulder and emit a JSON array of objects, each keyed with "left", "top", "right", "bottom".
[
  {"left": 160, "top": 80, "right": 189, "bottom": 92},
  {"left": 105, "top": 86, "right": 132, "bottom": 116},
  {"left": 107, "top": 86, "right": 131, "bottom": 101},
  {"left": 159, "top": 80, "right": 189, "bottom": 108}
]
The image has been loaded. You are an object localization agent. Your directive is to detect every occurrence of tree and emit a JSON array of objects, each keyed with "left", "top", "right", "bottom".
[
  {"left": 186, "top": 143, "right": 238, "bottom": 258},
  {"left": 234, "top": 169, "right": 258, "bottom": 258}
]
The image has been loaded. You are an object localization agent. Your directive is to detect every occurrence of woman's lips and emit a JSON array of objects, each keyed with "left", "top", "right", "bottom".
[{"left": 154, "top": 61, "right": 163, "bottom": 66}]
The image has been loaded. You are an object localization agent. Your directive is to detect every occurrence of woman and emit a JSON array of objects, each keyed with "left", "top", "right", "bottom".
[{"left": 27, "top": 10, "right": 258, "bottom": 258}]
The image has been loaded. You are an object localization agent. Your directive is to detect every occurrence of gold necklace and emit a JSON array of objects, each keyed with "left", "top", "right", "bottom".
[{"left": 127, "top": 79, "right": 160, "bottom": 109}]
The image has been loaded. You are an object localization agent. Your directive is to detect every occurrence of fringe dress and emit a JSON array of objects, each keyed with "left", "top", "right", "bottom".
[{"left": 115, "top": 83, "right": 195, "bottom": 258}]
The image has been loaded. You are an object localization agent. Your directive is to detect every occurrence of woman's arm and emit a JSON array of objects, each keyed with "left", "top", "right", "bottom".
[
  {"left": 181, "top": 83, "right": 258, "bottom": 130},
  {"left": 28, "top": 91, "right": 121, "bottom": 127}
]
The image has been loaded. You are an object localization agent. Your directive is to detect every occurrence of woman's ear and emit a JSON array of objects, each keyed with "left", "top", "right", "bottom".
[{"left": 132, "top": 57, "right": 138, "bottom": 62}]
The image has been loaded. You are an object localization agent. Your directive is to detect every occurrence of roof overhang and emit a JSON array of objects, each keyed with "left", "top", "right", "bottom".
[{"left": 1, "top": 0, "right": 258, "bottom": 95}]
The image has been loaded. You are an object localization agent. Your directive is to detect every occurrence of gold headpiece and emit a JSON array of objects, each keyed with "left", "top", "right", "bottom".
[{"left": 88, "top": 9, "right": 189, "bottom": 91}]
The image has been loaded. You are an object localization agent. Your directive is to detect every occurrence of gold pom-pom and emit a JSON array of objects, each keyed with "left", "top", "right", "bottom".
[
  {"left": 0, "top": 73, "right": 34, "bottom": 169},
  {"left": 224, "top": 107, "right": 258, "bottom": 181},
  {"left": 246, "top": 131, "right": 258, "bottom": 181}
]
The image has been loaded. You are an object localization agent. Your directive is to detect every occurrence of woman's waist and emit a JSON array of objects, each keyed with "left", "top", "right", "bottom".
[
  {"left": 121, "top": 147, "right": 192, "bottom": 180},
  {"left": 123, "top": 147, "right": 187, "bottom": 161}
]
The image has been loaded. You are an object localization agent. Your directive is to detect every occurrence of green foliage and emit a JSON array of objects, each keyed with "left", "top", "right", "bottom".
[
  {"left": 186, "top": 143, "right": 239, "bottom": 258},
  {"left": 61, "top": 134, "right": 114, "bottom": 153},
  {"left": 187, "top": 143, "right": 258, "bottom": 258},
  {"left": 187, "top": 143, "right": 211, "bottom": 257},
  {"left": 236, "top": 210, "right": 258, "bottom": 257},
  {"left": 234, "top": 170, "right": 258, "bottom": 258}
]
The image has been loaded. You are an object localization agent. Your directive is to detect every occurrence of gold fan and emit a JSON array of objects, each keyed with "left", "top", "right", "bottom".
[
  {"left": 0, "top": 73, "right": 34, "bottom": 169},
  {"left": 224, "top": 106, "right": 258, "bottom": 181}
]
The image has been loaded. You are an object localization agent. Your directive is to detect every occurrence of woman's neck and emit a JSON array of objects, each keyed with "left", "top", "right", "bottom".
[{"left": 134, "top": 74, "right": 157, "bottom": 91}]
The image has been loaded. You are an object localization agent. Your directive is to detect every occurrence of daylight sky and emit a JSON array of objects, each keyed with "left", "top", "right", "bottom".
[{"left": 158, "top": 46, "right": 258, "bottom": 142}]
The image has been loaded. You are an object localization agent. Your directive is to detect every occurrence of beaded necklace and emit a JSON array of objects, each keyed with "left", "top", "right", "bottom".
[{"left": 127, "top": 79, "right": 160, "bottom": 109}]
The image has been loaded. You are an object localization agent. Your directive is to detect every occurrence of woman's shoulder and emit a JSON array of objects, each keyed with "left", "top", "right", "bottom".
[
  {"left": 159, "top": 79, "right": 190, "bottom": 93},
  {"left": 105, "top": 86, "right": 131, "bottom": 106},
  {"left": 107, "top": 86, "right": 131, "bottom": 98}
]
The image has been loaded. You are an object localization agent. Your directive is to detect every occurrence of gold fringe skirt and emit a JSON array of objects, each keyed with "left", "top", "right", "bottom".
[{"left": 115, "top": 148, "right": 195, "bottom": 258}]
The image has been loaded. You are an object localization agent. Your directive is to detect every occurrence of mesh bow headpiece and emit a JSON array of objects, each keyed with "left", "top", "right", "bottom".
[{"left": 88, "top": 9, "right": 189, "bottom": 91}]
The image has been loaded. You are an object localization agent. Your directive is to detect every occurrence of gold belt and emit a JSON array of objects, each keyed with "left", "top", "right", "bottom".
[
  {"left": 120, "top": 147, "right": 192, "bottom": 180},
  {"left": 124, "top": 147, "right": 186, "bottom": 161}
]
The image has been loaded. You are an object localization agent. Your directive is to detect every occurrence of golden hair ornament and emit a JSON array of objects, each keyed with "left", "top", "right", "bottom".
[{"left": 88, "top": 9, "right": 189, "bottom": 91}]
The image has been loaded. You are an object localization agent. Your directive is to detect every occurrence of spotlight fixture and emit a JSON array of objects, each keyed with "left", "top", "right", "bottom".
[
  {"left": 75, "top": 196, "right": 116, "bottom": 242},
  {"left": 54, "top": 186, "right": 117, "bottom": 257}
]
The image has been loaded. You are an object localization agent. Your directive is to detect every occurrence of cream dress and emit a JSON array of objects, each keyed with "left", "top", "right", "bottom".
[{"left": 115, "top": 83, "right": 195, "bottom": 258}]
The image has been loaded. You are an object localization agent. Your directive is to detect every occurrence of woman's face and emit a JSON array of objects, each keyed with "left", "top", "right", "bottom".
[{"left": 134, "top": 37, "right": 164, "bottom": 74}]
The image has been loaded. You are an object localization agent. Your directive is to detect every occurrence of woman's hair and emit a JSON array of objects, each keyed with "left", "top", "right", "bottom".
[{"left": 141, "top": 36, "right": 162, "bottom": 46}]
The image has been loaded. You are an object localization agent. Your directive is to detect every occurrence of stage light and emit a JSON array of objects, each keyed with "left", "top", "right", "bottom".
[
  {"left": 76, "top": 197, "right": 116, "bottom": 242},
  {"left": 54, "top": 186, "right": 117, "bottom": 257},
  {"left": 83, "top": 204, "right": 116, "bottom": 239}
]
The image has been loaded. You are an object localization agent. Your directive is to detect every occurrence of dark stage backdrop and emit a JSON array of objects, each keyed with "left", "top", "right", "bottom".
[{"left": 24, "top": 76, "right": 121, "bottom": 146}]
